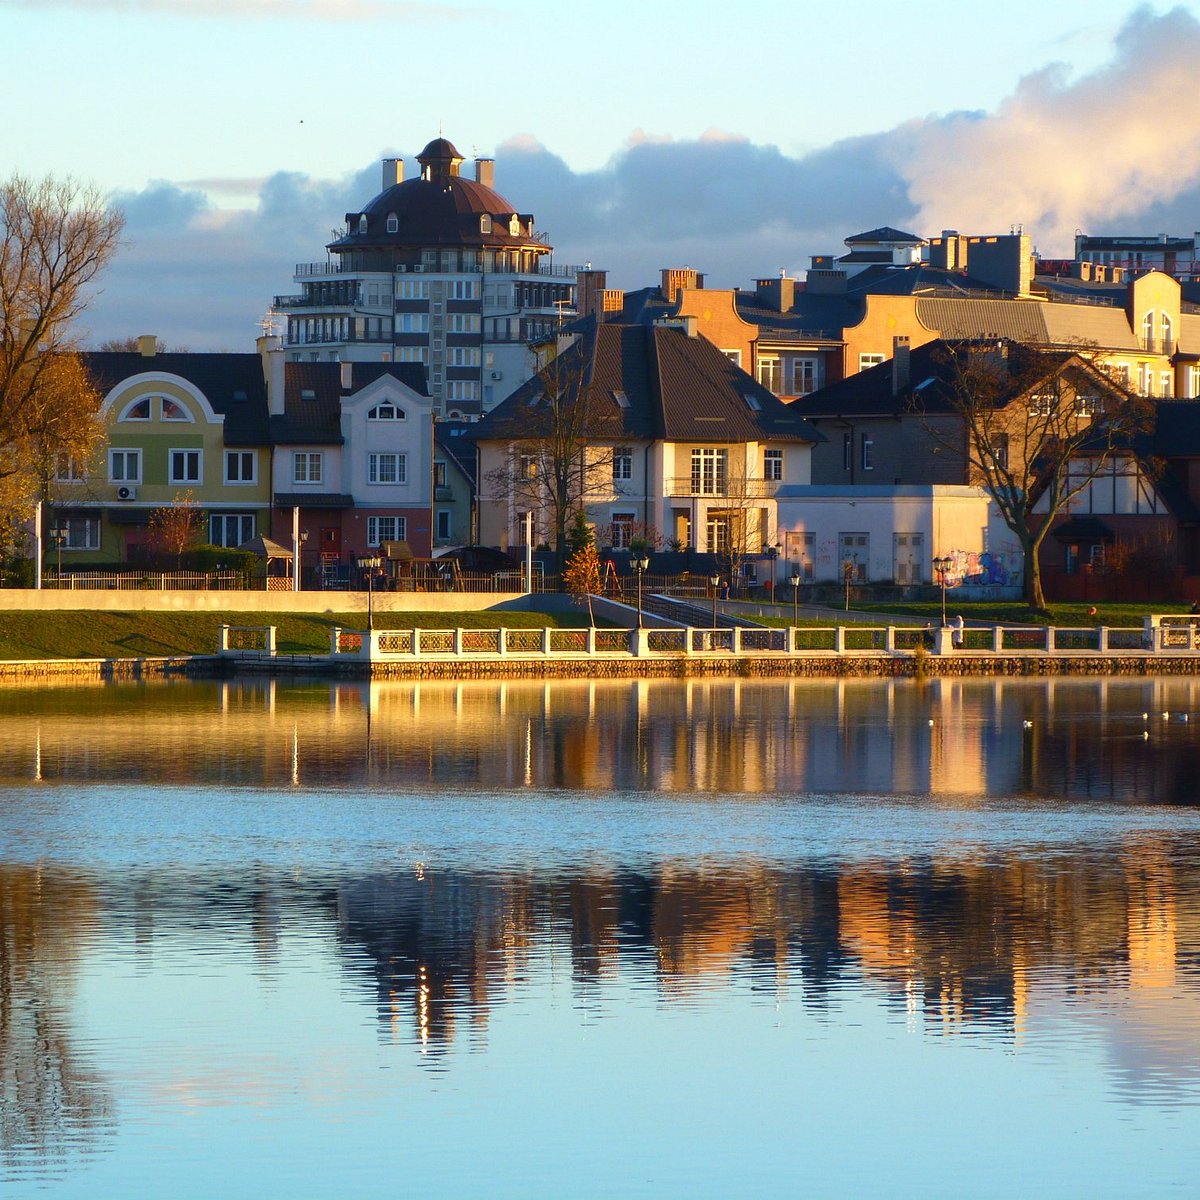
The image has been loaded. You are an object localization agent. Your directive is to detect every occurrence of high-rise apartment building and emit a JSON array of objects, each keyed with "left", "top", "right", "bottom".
[{"left": 274, "top": 136, "right": 579, "bottom": 418}]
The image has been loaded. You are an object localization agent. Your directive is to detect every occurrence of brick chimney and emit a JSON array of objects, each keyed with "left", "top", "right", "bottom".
[
  {"left": 382, "top": 158, "right": 403, "bottom": 188},
  {"left": 475, "top": 158, "right": 495, "bottom": 189},
  {"left": 138, "top": 334, "right": 157, "bottom": 357}
]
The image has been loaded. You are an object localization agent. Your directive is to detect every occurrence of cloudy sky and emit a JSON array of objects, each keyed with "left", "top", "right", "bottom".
[{"left": 6, "top": 0, "right": 1200, "bottom": 348}]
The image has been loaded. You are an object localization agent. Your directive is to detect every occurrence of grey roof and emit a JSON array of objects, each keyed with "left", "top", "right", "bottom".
[
  {"left": 845, "top": 226, "right": 923, "bottom": 245},
  {"left": 82, "top": 351, "right": 271, "bottom": 445},
  {"left": 473, "top": 320, "right": 823, "bottom": 446}
]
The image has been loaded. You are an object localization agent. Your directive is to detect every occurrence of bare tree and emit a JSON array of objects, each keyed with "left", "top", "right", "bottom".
[
  {"left": 147, "top": 491, "right": 205, "bottom": 568},
  {"left": 484, "top": 340, "right": 617, "bottom": 567},
  {"left": 911, "top": 341, "right": 1153, "bottom": 611},
  {"left": 0, "top": 175, "right": 124, "bottom": 537}
]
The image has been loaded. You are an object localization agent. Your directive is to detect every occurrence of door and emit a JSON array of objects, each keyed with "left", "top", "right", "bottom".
[
  {"left": 893, "top": 533, "right": 923, "bottom": 584},
  {"left": 838, "top": 532, "right": 869, "bottom": 582}
]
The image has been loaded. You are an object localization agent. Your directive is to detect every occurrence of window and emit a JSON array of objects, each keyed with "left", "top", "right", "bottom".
[
  {"left": 119, "top": 396, "right": 151, "bottom": 421},
  {"left": 386, "top": 213, "right": 398, "bottom": 233},
  {"left": 843, "top": 432, "right": 852, "bottom": 473},
  {"left": 764, "top": 449, "right": 784, "bottom": 481},
  {"left": 722, "top": 349, "right": 742, "bottom": 367},
  {"left": 480, "top": 214, "right": 492, "bottom": 234},
  {"left": 447, "top": 381, "right": 479, "bottom": 402},
  {"left": 520, "top": 453, "right": 539, "bottom": 480},
  {"left": 109, "top": 449, "right": 142, "bottom": 483},
  {"left": 859, "top": 353, "right": 885, "bottom": 371},
  {"left": 367, "top": 515, "right": 406, "bottom": 545},
  {"left": 449, "top": 347, "right": 480, "bottom": 367},
  {"left": 690, "top": 447, "right": 727, "bottom": 495},
  {"left": 613, "top": 447, "right": 633, "bottom": 482},
  {"left": 1029, "top": 392, "right": 1055, "bottom": 417},
  {"left": 436, "top": 510, "right": 452, "bottom": 540},
  {"left": 1162, "top": 313, "right": 1174, "bottom": 354},
  {"left": 397, "top": 347, "right": 429, "bottom": 364},
  {"left": 861, "top": 433, "right": 874, "bottom": 471},
  {"left": 368, "top": 402, "right": 404, "bottom": 421},
  {"left": 225, "top": 451, "right": 256, "bottom": 484},
  {"left": 610, "top": 512, "right": 635, "bottom": 549},
  {"left": 1161, "top": 371, "right": 1173, "bottom": 398},
  {"left": 397, "top": 280, "right": 429, "bottom": 300},
  {"left": 757, "top": 356, "right": 782, "bottom": 393},
  {"left": 1142, "top": 311, "right": 1155, "bottom": 350},
  {"left": 1074, "top": 393, "right": 1101, "bottom": 417},
  {"left": 991, "top": 432, "right": 1009, "bottom": 470},
  {"left": 161, "top": 397, "right": 191, "bottom": 422},
  {"left": 451, "top": 280, "right": 476, "bottom": 300},
  {"left": 55, "top": 455, "right": 84, "bottom": 483},
  {"left": 293, "top": 452, "right": 323, "bottom": 484},
  {"left": 368, "top": 453, "right": 406, "bottom": 484},
  {"left": 210, "top": 513, "right": 255, "bottom": 548},
  {"left": 433, "top": 462, "right": 447, "bottom": 488},
  {"left": 169, "top": 449, "right": 202, "bottom": 484},
  {"left": 792, "top": 358, "right": 818, "bottom": 395},
  {"left": 448, "top": 314, "right": 478, "bottom": 334},
  {"left": 358, "top": 215, "right": 367, "bottom": 234},
  {"left": 62, "top": 516, "right": 100, "bottom": 550},
  {"left": 398, "top": 313, "right": 429, "bottom": 334}
]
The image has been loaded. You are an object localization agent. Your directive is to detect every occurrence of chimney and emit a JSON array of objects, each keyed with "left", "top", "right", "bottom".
[
  {"left": 382, "top": 158, "right": 403, "bottom": 188},
  {"left": 340, "top": 361, "right": 353, "bottom": 391},
  {"left": 257, "top": 335, "right": 286, "bottom": 416},
  {"left": 892, "top": 336, "right": 911, "bottom": 394},
  {"left": 138, "top": 334, "right": 157, "bottom": 357},
  {"left": 755, "top": 276, "right": 795, "bottom": 312},
  {"left": 660, "top": 268, "right": 702, "bottom": 303},
  {"left": 475, "top": 158, "right": 495, "bottom": 189}
]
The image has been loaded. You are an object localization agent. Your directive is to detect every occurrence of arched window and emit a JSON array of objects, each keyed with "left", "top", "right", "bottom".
[
  {"left": 161, "top": 397, "right": 192, "bottom": 422},
  {"left": 509, "top": 215, "right": 520, "bottom": 236},
  {"left": 119, "top": 396, "right": 151, "bottom": 421},
  {"left": 1142, "top": 311, "right": 1155, "bottom": 350},
  {"left": 480, "top": 214, "right": 492, "bottom": 234},
  {"left": 1162, "top": 313, "right": 1174, "bottom": 353},
  {"left": 358, "top": 214, "right": 368, "bottom": 234},
  {"left": 367, "top": 402, "right": 404, "bottom": 421},
  {"left": 386, "top": 213, "right": 398, "bottom": 233}
]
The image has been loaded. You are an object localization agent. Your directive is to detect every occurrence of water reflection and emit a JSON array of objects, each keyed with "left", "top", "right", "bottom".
[
  {"left": 2, "top": 674, "right": 1200, "bottom": 799},
  {"left": 3, "top": 677, "right": 1200, "bottom": 1191}
]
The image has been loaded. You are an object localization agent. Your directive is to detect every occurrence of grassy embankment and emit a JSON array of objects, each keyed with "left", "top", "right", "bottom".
[
  {"left": 0, "top": 609, "right": 597, "bottom": 661},
  {"left": 749, "top": 601, "right": 1169, "bottom": 628}
]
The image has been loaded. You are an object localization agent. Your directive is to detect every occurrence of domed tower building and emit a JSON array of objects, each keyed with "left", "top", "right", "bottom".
[{"left": 275, "top": 137, "right": 579, "bottom": 418}]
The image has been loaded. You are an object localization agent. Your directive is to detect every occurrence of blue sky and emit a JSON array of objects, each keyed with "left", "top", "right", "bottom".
[{"left": 5, "top": 0, "right": 1200, "bottom": 347}]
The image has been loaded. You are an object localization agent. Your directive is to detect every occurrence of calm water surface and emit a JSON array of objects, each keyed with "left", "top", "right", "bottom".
[{"left": 2, "top": 675, "right": 1200, "bottom": 1197}]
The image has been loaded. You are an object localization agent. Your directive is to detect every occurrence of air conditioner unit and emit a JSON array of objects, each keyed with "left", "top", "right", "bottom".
[
  {"left": 116, "top": 485, "right": 137, "bottom": 501},
  {"left": 412, "top": 264, "right": 424, "bottom": 273},
  {"left": 490, "top": 370, "right": 503, "bottom": 380}
]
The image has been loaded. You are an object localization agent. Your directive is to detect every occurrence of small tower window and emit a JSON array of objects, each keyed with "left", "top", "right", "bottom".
[{"left": 386, "top": 213, "right": 398, "bottom": 233}]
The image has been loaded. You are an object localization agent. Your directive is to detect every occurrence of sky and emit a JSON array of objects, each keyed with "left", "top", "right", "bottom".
[{"left": 5, "top": 0, "right": 1200, "bottom": 349}]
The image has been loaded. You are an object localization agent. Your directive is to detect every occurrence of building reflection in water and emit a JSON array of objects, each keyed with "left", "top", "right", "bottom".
[{"left": 2, "top": 674, "right": 1200, "bottom": 801}]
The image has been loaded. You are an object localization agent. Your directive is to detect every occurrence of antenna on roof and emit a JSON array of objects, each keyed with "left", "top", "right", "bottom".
[{"left": 259, "top": 308, "right": 280, "bottom": 337}]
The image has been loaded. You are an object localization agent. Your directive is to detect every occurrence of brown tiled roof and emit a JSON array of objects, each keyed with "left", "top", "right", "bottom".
[
  {"left": 271, "top": 361, "right": 427, "bottom": 444},
  {"left": 474, "top": 321, "right": 822, "bottom": 445}
]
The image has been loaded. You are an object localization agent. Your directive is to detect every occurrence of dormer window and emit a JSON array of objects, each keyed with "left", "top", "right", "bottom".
[
  {"left": 509, "top": 215, "right": 520, "bottom": 236},
  {"left": 368, "top": 402, "right": 404, "bottom": 420},
  {"left": 480, "top": 214, "right": 492, "bottom": 234},
  {"left": 301, "top": 388, "right": 317, "bottom": 401},
  {"left": 744, "top": 394, "right": 762, "bottom": 412},
  {"left": 358, "top": 215, "right": 368, "bottom": 234},
  {"left": 386, "top": 213, "right": 398, "bottom": 233},
  {"left": 612, "top": 390, "right": 630, "bottom": 409}
]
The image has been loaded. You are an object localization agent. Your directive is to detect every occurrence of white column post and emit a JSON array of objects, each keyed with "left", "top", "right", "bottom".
[
  {"left": 292, "top": 506, "right": 301, "bottom": 592},
  {"left": 525, "top": 510, "right": 533, "bottom": 594},
  {"left": 993, "top": 625, "right": 1003, "bottom": 653},
  {"left": 1099, "top": 626, "right": 1109, "bottom": 653},
  {"left": 34, "top": 499, "right": 43, "bottom": 591}
]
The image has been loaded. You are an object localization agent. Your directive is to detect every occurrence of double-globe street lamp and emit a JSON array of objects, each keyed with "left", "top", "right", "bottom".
[
  {"left": 633, "top": 551, "right": 650, "bottom": 629},
  {"left": 357, "top": 553, "right": 384, "bottom": 631},
  {"left": 932, "top": 555, "right": 952, "bottom": 628}
]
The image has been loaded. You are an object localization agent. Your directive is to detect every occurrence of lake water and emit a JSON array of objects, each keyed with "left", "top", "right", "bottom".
[{"left": 2, "top": 675, "right": 1199, "bottom": 1197}]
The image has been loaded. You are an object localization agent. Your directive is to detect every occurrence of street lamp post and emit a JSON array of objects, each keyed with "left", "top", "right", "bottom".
[
  {"left": 932, "top": 555, "right": 952, "bottom": 628},
  {"left": 50, "top": 524, "right": 66, "bottom": 583},
  {"left": 357, "top": 554, "right": 383, "bottom": 631},
  {"left": 790, "top": 568, "right": 801, "bottom": 627},
  {"left": 709, "top": 572, "right": 721, "bottom": 629},
  {"left": 634, "top": 552, "right": 650, "bottom": 629}
]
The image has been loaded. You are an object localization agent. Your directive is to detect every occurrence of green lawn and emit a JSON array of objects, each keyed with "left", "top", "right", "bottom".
[
  {"left": 743, "top": 600, "right": 1171, "bottom": 629},
  {"left": 0, "top": 609, "right": 600, "bottom": 660}
]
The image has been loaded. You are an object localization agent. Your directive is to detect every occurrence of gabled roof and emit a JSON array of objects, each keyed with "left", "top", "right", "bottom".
[
  {"left": 473, "top": 320, "right": 822, "bottom": 446},
  {"left": 82, "top": 351, "right": 271, "bottom": 445},
  {"left": 270, "top": 361, "right": 427, "bottom": 445},
  {"left": 794, "top": 338, "right": 1123, "bottom": 420}
]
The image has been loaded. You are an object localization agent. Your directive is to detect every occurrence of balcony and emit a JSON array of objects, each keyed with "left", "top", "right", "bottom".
[{"left": 666, "top": 478, "right": 781, "bottom": 499}]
